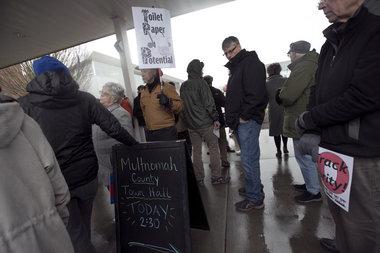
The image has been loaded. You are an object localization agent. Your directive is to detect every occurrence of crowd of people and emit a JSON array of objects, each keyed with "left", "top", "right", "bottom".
[{"left": 0, "top": 0, "right": 379, "bottom": 252}]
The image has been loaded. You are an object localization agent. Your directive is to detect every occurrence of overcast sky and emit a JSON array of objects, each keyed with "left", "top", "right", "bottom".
[{"left": 87, "top": 0, "right": 329, "bottom": 90}]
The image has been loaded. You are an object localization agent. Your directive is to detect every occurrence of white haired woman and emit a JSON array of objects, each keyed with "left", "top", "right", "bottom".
[
  {"left": 92, "top": 82, "right": 134, "bottom": 232},
  {"left": 93, "top": 82, "right": 134, "bottom": 187}
]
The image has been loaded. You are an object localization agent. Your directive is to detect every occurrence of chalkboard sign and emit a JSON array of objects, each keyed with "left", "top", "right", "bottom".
[{"left": 112, "top": 141, "right": 200, "bottom": 253}]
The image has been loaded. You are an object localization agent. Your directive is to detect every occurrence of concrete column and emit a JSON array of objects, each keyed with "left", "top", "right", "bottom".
[
  {"left": 113, "top": 16, "right": 144, "bottom": 142},
  {"left": 112, "top": 16, "right": 136, "bottom": 98}
]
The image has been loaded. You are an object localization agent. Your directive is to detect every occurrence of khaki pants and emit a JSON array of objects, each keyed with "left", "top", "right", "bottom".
[
  {"left": 327, "top": 157, "right": 380, "bottom": 253},
  {"left": 189, "top": 125, "right": 221, "bottom": 180}
]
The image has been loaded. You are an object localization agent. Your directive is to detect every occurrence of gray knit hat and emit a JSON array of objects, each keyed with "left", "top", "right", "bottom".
[{"left": 288, "top": 40, "right": 311, "bottom": 54}]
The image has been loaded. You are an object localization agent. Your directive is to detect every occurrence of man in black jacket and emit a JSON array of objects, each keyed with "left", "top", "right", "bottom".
[
  {"left": 296, "top": 1, "right": 380, "bottom": 252},
  {"left": 222, "top": 36, "right": 268, "bottom": 212},
  {"left": 19, "top": 56, "right": 138, "bottom": 253}
]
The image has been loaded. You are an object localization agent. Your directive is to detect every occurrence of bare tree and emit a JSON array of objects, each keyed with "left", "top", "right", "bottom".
[{"left": 0, "top": 45, "right": 92, "bottom": 98}]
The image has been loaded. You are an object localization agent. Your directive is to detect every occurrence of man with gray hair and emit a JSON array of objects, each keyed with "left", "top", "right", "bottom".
[
  {"left": 222, "top": 36, "right": 268, "bottom": 211},
  {"left": 296, "top": 1, "right": 380, "bottom": 252},
  {"left": 276, "top": 40, "right": 321, "bottom": 203}
]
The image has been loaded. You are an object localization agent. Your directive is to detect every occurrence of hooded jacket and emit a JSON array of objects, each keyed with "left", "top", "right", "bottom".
[
  {"left": 19, "top": 70, "right": 137, "bottom": 190},
  {"left": 0, "top": 99, "right": 73, "bottom": 253},
  {"left": 279, "top": 50, "right": 319, "bottom": 138},
  {"left": 225, "top": 50, "right": 268, "bottom": 130},
  {"left": 180, "top": 59, "right": 219, "bottom": 130}
]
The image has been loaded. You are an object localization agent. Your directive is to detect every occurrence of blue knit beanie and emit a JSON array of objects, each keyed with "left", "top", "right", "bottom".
[{"left": 33, "top": 55, "right": 69, "bottom": 76}]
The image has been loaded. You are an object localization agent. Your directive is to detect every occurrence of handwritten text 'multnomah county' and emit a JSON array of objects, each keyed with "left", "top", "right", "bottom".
[{"left": 121, "top": 157, "right": 178, "bottom": 172}]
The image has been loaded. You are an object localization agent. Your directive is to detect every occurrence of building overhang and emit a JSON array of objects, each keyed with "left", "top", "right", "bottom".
[{"left": 0, "top": 0, "right": 234, "bottom": 69}]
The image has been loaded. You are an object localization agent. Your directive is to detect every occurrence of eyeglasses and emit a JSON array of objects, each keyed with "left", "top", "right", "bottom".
[{"left": 223, "top": 44, "right": 237, "bottom": 56}]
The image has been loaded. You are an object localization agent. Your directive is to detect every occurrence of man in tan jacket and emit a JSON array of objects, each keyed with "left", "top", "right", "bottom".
[{"left": 140, "top": 68, "right": 183, "bottom": 141}]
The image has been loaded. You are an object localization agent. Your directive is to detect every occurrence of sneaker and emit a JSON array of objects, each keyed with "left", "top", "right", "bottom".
[
  {"left": 293, "top": 183, "right": 307, "bottom": 192},
  {"left": 222, "top": 160, "right": 231, "bottom": 167},
  {"left": 295, "top": 191, "right": 322, "bottom": 203},
  {"left": 319, "top": 238, "right": 339, "bottom": 253},
  {"left": 211, "top": 176, "right": 230, "bottom": 185},
  {"left": 235, "top": 199, "right": 264, "bottom": 211}
]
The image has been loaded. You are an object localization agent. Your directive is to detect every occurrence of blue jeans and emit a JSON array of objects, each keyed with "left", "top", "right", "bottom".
[
  {"left": 237, "top": 119, "right": 264, "bottom": 202},
  {"left": 293, "top": 139, "right": 320, "bottom": 195}
]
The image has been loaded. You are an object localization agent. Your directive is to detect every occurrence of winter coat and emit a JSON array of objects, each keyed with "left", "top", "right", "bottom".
[
  {"left": 266, "top": 75, "right": 286, "bottom": 136},
  {"left": 19, "top": 70, "right": 137, "bottom": 190},
  {"left": 0, "top": 100, "right": 73, "bottom": 253},
  {"left": 180, "top": 60, "right": 219, "bottom": 130},
  {"left": 306, "top": 7, "right": 380, "bottom": 157},
  {"left": 209, "top": 85, "right": 226, "bottom": 126},
  {"left": 140, "top": 82, "right": 182, "bottom": 131},
  {"left": 93, "top": 104, "right": 134, "bottom": 186},
  {"left": 225, "top": 49, "right": 268, "bottom": 130},
  {"left": 279, "top": 50, "right": 319, "bottom": 139}
]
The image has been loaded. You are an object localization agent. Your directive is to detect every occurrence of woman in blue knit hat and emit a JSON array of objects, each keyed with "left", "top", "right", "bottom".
[{"left": 19, "top": 55, "right": 138, "bottom": 253}]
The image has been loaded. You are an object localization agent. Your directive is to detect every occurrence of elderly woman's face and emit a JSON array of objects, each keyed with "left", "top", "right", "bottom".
[{"left": 100, "top": 87, "right": 114, "bottom": 108}]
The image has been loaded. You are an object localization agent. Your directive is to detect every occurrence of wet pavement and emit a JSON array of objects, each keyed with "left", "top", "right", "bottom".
[{"left": 92, "top": 129, "right": 335, "bottom": 253}]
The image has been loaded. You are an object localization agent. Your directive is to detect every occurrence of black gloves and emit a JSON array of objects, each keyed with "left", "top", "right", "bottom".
[
  {"left": 275, "top": 88, "right": 282, "bottom": 105},
  {"left": 296, "top": 111, "right": 320, "bottom": 162},
  {"left": 157, "top": 93, "right": 172, "bottom": 109}
]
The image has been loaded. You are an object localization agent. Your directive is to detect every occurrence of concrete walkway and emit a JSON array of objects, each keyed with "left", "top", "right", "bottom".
[{"left": 92, "top": 129, "right": 335, "bottom": 253}]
